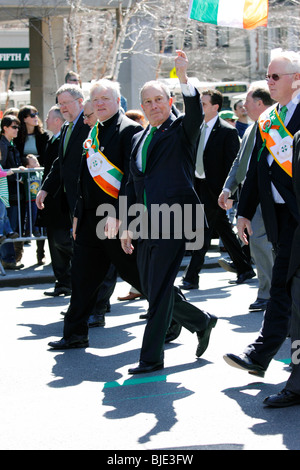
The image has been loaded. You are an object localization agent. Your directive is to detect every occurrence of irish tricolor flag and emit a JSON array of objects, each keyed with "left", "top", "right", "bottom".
[{"left": 188, "top": 0, "right": 268, "bottom": 30}]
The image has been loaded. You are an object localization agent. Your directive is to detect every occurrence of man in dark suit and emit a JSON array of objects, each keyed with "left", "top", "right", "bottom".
[
  {"left": 121, "top": 51, "right": 217, "bottom": 375},
  {"left": 36, "top": 85, "right": 90, "bottom": 296},
  {"left": 224, "top": 51, "right": 300, "bottom": 378},
  {"left": 264, "top": 128, "right": 300, "bottom": 407},
  {"left": 218, "top": 87, "right": 275, "bottom": 311},
  {"left": 179, "top": 89, "right": 254, "bottom": 290},
  {"left": 46, "top": 78, "right": 144, "bottom": 349},
  {"left": 38, "top": 105, "right": 73, "bottom": 297}
]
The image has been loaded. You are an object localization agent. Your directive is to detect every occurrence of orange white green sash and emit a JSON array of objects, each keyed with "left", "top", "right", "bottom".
[
  {"left": 258, "top": 104, "right": 293, "bottom": 177},
  {"left": 83, "top": 125, "right": 123, "bottom": 199}
]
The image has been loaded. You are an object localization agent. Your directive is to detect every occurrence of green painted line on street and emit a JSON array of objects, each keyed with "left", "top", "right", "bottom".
[
  {"left": 276, "top": 358, "right": 291, "bottom": 365},
  {"left": 103, "top": 390, "right": 187, "bottom": 405},
  {"left": 103, "top": 375, "right": 167, "bottom": 389}
]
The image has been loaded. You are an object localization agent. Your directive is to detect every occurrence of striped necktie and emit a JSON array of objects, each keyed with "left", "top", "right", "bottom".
[{"left": 279, "top": 105, "right": 287, "bottom": 123}]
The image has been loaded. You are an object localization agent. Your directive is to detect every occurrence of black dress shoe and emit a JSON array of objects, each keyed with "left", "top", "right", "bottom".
[
  {"left": 88, "top": 313, "right": 105, "bottom": 327},
  {"left": 178, "top": 280, "right": 199, "bottom": 290},
  {"left": 196, "top": 315, "right": 218, "bottom": 357},
  {"left": 128, "top": 361, "right": 164, "bottom": 374},
  {"left": 223, "top": 353, "right": 266, "bottom": 377},
  {"left": 44, "top": 287, "right": 72, "bottom": 297},
  {"left": 249, "top": 298, "right": 269, "bottom": 311},
  {"left": 165, "top": 321, "right": 182, "bottom": 343},
  {"left": 228, "top": 269, "right": 256, "bottom": 285},
  {"left": 48, "top": 335, "right": 89, "bottom": 350},
  {"left": 263, "top": 389, "right": 300, "bottom": 408}
]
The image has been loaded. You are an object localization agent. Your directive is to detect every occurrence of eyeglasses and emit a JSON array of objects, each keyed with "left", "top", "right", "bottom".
[
  {"left": 265, "top": 73, "right": 295, "bottom": 81},
  {"left": 29, "top": 112, "right": 39, "bottom": 118},
  {"left": 83, "top": 112, "right": 94, "bottom": 119},
  {"left": 11, "top": 125, "right": 19, "bottom": 129},
  {"left": 68, "top": 79, "right": 79, "bottom": 83},
  {"left": 58, "top": 98, "right": 80, "bottom": 108}
]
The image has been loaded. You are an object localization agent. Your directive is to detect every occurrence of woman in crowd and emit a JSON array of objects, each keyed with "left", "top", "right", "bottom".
[
  {"left": 15, "top": 105, "right": 50, "bottom": 264},
  {"left": 0, "top": 114, "right": 24, "bottom": 269}
]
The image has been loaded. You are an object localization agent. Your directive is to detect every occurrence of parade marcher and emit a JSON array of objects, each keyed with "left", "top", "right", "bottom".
[
  {"left": 218, "top": 87, "right": 275, "bottom": 311},
  {"left": 46, "top": 79, "right": 144, "bottom": 349},
  {"left": 121, "top": 51, "right": 217, "bottom": 374},
  {"left": 224, "top": 50, "right": 300, "bottom": 378}
]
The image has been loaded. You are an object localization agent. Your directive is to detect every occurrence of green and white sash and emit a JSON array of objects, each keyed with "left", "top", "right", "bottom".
[
  {"left": 258, "top": 104, "right": 293, "bottom": 177},
  {"left": 83, "top": 125, "right": 123, "bottom": 199}
]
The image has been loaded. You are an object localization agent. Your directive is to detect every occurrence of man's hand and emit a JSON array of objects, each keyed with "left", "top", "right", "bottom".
[
  {"left": 237, "top": 217, "right": 253, "bottom": 245},
  {"left": 218, "top": 190, "right": 230, "bottom": 210},
  {"left": 72, "top": 217, "right": 78, "bottom": 240},
  {"left": 36, "top": 189, "right": 48, "bottom": 210},
  {"left": 120, "top": 230, "right": 134, "bottom": 255},
  {"left": 104, "top": 216, "right": 121, "bottom": 239},
  {"left": 175, "top": 50, "right": 188, "bottom": 84}
]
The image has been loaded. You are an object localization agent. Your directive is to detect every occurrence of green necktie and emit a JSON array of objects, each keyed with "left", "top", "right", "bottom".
[
  {"left": 279, "top": 105, "right": 287, "bottom": 123},
  {"left": 142, "top": 126, "right": 157, "bottom": 172},
  {"left": 142, "top": 126, "right": 157, "bottom": 207},
  {"left": 63, "top": 122, "right": 73, "bottom": 155}
]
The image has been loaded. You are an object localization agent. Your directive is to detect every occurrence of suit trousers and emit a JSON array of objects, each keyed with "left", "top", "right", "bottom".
[
  {"left": 46, "top": 225, "right": 73, "bottom": 289},
  {"left": 63, "top": 210, "right": 142, "bottom": 339},
  {"left": 249, "top": 204, "right": 274, "bottom": 300},
  {"left": 183, "top": 178, "right": 252, "bottom": 285},
  {"left": 286, "top": 267, "right": 300, "bottom": 394},
  {"left": 244, "top": 204, "right": 297, "bottom": 369},
  {"left": 137, "top": 236, "right": 210, "bottom": 364}
]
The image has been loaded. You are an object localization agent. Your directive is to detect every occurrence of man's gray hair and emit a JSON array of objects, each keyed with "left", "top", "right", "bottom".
[
  {"left": 56, "top": 84, "right": 84, "bottom": 100},
  {"left": 140, "top": 80, "right": 171, "bottom": 104},
  {"left": 90, "top": 79, "right": 121, "bottom": 101},
  {"left": 271, "top": 50, "right": 300, "bottom": 73}
]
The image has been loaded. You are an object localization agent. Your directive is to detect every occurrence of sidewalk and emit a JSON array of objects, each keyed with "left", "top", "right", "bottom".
[
  {"left": 0, "top": 239, "right": 222, "bottom": 288},
  {"left": 0, "top": 241, "right": 54, "bottom": 287}
]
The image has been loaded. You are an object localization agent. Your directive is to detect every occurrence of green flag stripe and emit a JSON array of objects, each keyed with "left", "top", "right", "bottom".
[
  {"left": 108, "top": 167, "right": 123, "bottom": 182},
  {"left": 190, "top": 0, "right": 219, "bottom": 25}
]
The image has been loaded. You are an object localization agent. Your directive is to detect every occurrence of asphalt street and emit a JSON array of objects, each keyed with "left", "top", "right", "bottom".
[{"left": 0, "top": 241, "right": 299, "bottom": 452}]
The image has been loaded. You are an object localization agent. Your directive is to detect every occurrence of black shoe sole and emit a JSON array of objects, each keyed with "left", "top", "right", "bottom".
[{"left": 223, "top": 354, "right": 265, "bottom": 378}]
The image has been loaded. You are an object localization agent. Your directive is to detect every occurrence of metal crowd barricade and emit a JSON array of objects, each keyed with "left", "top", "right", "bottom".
[{"left": 0, "top": 167, "right": 46, "bottom": 276}]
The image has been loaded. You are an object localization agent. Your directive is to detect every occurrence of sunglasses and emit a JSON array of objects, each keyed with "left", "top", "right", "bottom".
[
  {"left": 83, "top": 112, "right": 94, "bottom": 119},
  {"left": 11, "top": 125, "right": 19, "bottom": 129},
  {"left": 29, "top": 112, "right": 39, "bottom": 118},
  {"left": 265, "top": 72, "right": 294, "bottom": 81}
]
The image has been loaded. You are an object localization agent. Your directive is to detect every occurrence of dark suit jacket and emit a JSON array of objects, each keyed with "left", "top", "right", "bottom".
[
  {"left": 287, "top": 130, "right": 300, "bottom": 283},
  {"left": 238, "top": 103, "right": 300, "bottom": 244},
  {"left": 41, "top": 111, "right": 90, "bottom": 216},
  {"left": 37, "top": 134, "right": 71, "bottom": 228},
  {"left": 75, "top": 111, "right": 143, "bottom": 228},
  {"left": 201, "top": 117, "right": 240, "bottom": 199},
  {"left": 127, "top": 90, "right": 203, "bottom": 235}
]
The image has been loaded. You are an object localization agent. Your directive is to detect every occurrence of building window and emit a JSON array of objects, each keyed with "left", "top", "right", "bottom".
[
  {"left": 216, "top": 27, "right": 229, "bottom": 47},
  {"left": 197, "top": 25, "right": 207, "bottom": 47}
]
